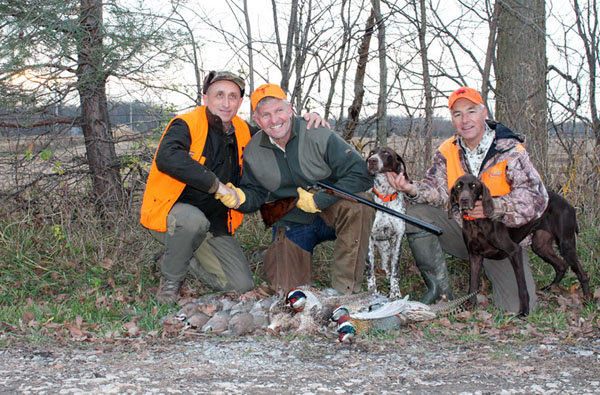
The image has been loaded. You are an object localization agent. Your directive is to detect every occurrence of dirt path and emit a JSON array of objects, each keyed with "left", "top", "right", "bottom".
[{"left": 1, "top": 335, "right": 599, "bottom": 394}]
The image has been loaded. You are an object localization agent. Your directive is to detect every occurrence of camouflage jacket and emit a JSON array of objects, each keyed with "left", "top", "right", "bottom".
[{"left": 410, "top": 121, "right": 549, "bottom": 228}]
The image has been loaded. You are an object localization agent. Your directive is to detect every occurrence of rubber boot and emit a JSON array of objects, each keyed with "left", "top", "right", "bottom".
[{"left": 407, "top": 231, "right": 454, "bottom": 304}]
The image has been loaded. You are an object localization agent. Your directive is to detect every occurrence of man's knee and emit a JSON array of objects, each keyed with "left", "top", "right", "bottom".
[
  {"left": 229, "top": 275, "right": 254, "bottom": 294},
  {"left": 168, "top": 204, "right": 210, "bottom": 236},
  {"left": 405, "top": 203, "right": 439, "bottom": 234}
]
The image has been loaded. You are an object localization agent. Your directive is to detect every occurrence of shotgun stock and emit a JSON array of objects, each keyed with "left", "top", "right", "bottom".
[{"left": 259, "top": 197, "right": 298, "bottom": 227}]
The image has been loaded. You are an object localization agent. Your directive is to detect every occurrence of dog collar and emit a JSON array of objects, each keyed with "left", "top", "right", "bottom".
[
  {"left": 372, "top": 187, "right": 397, "bottom": 202},
  {"left": 462, "top": 214, "right": 476, "bottom": 221}
]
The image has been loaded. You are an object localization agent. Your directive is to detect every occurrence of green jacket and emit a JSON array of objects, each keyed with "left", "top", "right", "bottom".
[{"left": 238, "top": 116, "right": 373, "bottom": 226}]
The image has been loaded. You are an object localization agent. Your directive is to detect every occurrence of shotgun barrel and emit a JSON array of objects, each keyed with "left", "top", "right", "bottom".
[{"left": 316, "top": 181, "right": 442, "bottom": 236}]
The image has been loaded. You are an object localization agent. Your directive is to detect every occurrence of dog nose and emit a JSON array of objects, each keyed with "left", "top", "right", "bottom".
[{"left": 459, "top": 197, "right": 472, "bottom": 210}]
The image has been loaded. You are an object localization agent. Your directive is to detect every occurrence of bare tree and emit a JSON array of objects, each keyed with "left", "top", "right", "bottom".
[
  {"left": 243, "top": 0, "right": 255, "bottom": 98},
  {"left": 496, "top": 0, "right": 548, "bottom": 173},
  {"left": 573, "top": 0, "right": 600, "bottom": 146},
  {"left": 416, "top": 0, "right": 433, "bottom": 166},
  {"left": 0, "top": 0, "right": 182, "bottom": 212},
  {"left": 77, "top": 0, "right": 123, "bottom": 210},
  {"left": 272, "top": 0, "right": 299, "bottom": 93},
  {"left": 342, "top": 8, "right": 376, "bottom": 141},
  {"left": 372, "top": 0, "right": 388, "bottom": 146},
  {"left": 481, "top": 0, "right": 500, "bottom": 108},
  {"left": 324, "top": 0, "right": 352, "bottom": 120}
]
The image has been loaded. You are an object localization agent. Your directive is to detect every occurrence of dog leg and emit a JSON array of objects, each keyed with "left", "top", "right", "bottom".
[
  {"left": 367, "top": 240, "right": 378, "bottom": 294},
  {"left": 388, "top": 238, "right": 402, "bottom": 299},
  {"left": 560, "top": 243, "right": 592, "bottom": 299},
  {"left": 506, "top": 246, "right": 530, "bottom": 316},
  {"left": 555, "top": 231, "right": 591, "bottom": 298},
  {"left": 532, "top": 229, "right": 568, "bottom": 291},
  {"left": 467, "top": 254, "right": 484, "bottom": 310}
]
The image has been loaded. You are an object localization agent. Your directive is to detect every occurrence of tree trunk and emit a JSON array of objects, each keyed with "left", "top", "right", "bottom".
[
  {"left": 325, "top": 0, "right": 350, "bottom": 120},
  {"left": 274, "top": 0, "right": 298, "bottom": 93},
  {"left": 373, "top": 0, "right": 388, "bottom": 146},
  {"left": 243, "top": 0, "right": 255, "bottom": 111},
  {"left": 77, "top": 0, "right": 123, "bottom": 213},
  {"left": 417, "top": 0, "right": 433, "bottom": 168},
  {"left": 481, "top": 0, "right": 499, "bottom": 117},
  {"left": 573, "top": 0, "right": 600, "bottom": 147},
  {"left": 292, "top": 1, "right": 312, "bottom": 110},
  {"left": 342, "top": 8, "right": 375, "bottom": 141},
  {"left": 496, "top": 0, "right": 548, "bottom": 174}
]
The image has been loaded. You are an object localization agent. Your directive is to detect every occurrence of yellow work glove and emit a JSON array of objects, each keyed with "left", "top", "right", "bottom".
[
  {"left": 296, "top": 187, "right": 321, "bottom": 213},
  {"left": 215, "top": 182, "right": 246, "bottom": 208}
]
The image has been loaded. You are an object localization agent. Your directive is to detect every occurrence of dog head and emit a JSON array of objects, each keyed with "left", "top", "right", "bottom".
[
  {"left": 448, "top": 174, "right": 494, "bottom": 218},
  {"left": 366, "top": 147, "right": 409, "bottom": 180}
]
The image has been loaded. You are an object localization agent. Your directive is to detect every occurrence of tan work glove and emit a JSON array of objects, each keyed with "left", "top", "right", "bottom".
[
  {"left": 215, "top": 182, "right": 246, "bottom": 209},
  {"left": 296, "top": 187, "right": 321, "bottom": 213}
]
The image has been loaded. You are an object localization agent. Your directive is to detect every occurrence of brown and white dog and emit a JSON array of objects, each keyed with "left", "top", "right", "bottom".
[{"left": 366, "top": 147, "right": 409, "bottom": 299}]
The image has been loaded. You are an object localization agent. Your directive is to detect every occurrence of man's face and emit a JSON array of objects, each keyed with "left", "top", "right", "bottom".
[
  {"left": 450, "top": 98, "right": 488, "bottom": 150},
  {"left": 253, "top": 99, "right": 293, "bottom": 143},
  {"left": 202, "top": 80, "right": 244, "bottom": 125}
]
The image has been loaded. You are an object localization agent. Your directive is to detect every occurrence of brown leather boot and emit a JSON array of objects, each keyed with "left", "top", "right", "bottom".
[{"left": 156, "top": 276, "right": 183, "bottom": 304}]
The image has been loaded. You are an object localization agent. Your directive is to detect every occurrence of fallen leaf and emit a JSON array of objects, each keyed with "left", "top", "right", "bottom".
[
  {"left": 66, "top": 323, "right": 86, "bottom": 340},
  {"left": 123, "top": 320, "right": 141, "bottom": 337},
  {"left": 22, "top": 312, "right": 35, "bottom": 324},
  {"left": 100, "top": 258, "right": 114, "bottom": 270}
]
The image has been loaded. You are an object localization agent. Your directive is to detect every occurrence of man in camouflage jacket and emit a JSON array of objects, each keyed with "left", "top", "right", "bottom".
[{"left": 387, "top": 86, "right": 548, "bottom": 312}]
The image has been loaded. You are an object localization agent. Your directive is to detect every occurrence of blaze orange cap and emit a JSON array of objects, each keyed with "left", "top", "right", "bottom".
[
  {"left": 251, "top": 83, "right": 287, "bottom": 112},
  {"left": 448, "top": 86, "right": 484, "bottom": 109}
]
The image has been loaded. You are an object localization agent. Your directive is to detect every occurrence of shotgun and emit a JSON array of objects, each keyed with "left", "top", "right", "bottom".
[{"left": 316, "top": 181, "right": 442, "bottom": 236}]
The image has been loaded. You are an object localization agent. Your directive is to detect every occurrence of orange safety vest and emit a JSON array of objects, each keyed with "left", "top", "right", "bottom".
[
  {"left": 140, "top": 106, "right": 251, "bottom": 233},
  {"left": 439, "top": 136, "right": 525, "bottom": 197}
]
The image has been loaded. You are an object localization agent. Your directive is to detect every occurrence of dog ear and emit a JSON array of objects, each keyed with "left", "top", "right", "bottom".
[
  {"left": 396, "top": 153, "right": 409, "bottom": 182},
  {"left": 448, "top": 183, "right": 459, "bottom": 218},
  {"left": 480, "top": 181, "right": 494, "bottom": 218}
]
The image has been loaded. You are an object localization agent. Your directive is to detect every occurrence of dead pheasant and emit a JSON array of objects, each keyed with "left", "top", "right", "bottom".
[{"left": 273, "top": 286, "right": 474, "bottom": 342}]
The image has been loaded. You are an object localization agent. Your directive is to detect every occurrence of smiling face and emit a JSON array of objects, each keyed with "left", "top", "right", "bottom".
[
  {"left": 202, "top": 80, "right": 244, "bottom": 127},
  {"left": 253, "top": 98, "right": 294, "bottom": 147},
  {"left": 450, "top": 98, "right": 488, "bottom": 150}
]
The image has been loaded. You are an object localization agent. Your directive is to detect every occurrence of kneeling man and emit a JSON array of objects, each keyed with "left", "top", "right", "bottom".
[{"left": 218, "top": 84, "right": 375, "bottom": 295}]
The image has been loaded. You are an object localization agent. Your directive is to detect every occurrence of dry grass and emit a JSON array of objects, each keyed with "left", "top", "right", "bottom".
[{"left": 0, "top": 132, "right": 598, "bottom": 300}]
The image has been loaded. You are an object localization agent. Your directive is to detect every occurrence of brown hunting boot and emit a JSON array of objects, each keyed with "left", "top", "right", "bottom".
[{"left": 156, "top": 277, "right": 183, "bottom": 304}]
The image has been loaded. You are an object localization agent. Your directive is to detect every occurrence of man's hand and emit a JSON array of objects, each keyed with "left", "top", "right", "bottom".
[
  {"left": 385, "top": 172, "right": 417, "bottom": 196},
  {"left": 296, "top": 187, "right": 321, "bottom": 213},
  {"left": 215, "top": 182, "right": 245, "bottom": 209},
  {"left": 465, "top": 200, "right": 486, "bottom": 219},
  {"left": 303, "top": 112, "right": 331, "bottom": 130}
]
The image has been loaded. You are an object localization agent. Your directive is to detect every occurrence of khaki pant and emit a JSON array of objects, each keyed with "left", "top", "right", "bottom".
[
  {"left": 264, "top": 193, "right": 375, "bottom": 295},
  {"left": 150, "top": 203, "right": 254, "bottom": 293},
  {"left": 405, "top": 203, "right": 537, "bottom": 313}
]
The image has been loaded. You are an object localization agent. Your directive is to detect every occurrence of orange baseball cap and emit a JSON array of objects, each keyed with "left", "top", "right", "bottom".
[
  {"left": 251, "top": 83, "right": 287, "bottom": 112},
  {"left": 448, "top": 86, "right": 484, "bottom": 109}
]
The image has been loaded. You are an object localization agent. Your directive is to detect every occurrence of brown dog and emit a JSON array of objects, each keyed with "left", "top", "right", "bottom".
[{"left": 449, "top": 174, "right": 591, "bottom": 316}]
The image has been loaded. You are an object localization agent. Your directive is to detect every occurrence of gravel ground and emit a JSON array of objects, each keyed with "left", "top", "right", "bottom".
[{"left": 1, "top": 334, "right": 599, "bottom": 394}]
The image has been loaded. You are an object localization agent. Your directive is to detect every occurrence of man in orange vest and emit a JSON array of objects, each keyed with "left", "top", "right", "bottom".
[
  {"left": 386, "top": 86, "right": 548, "bottom": 313},
  {"left": 140, "top": 71, "right": 327, "bottom": 304},
  {"left": 217, "top": 84, "right": 375, "bottom": 296}
]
